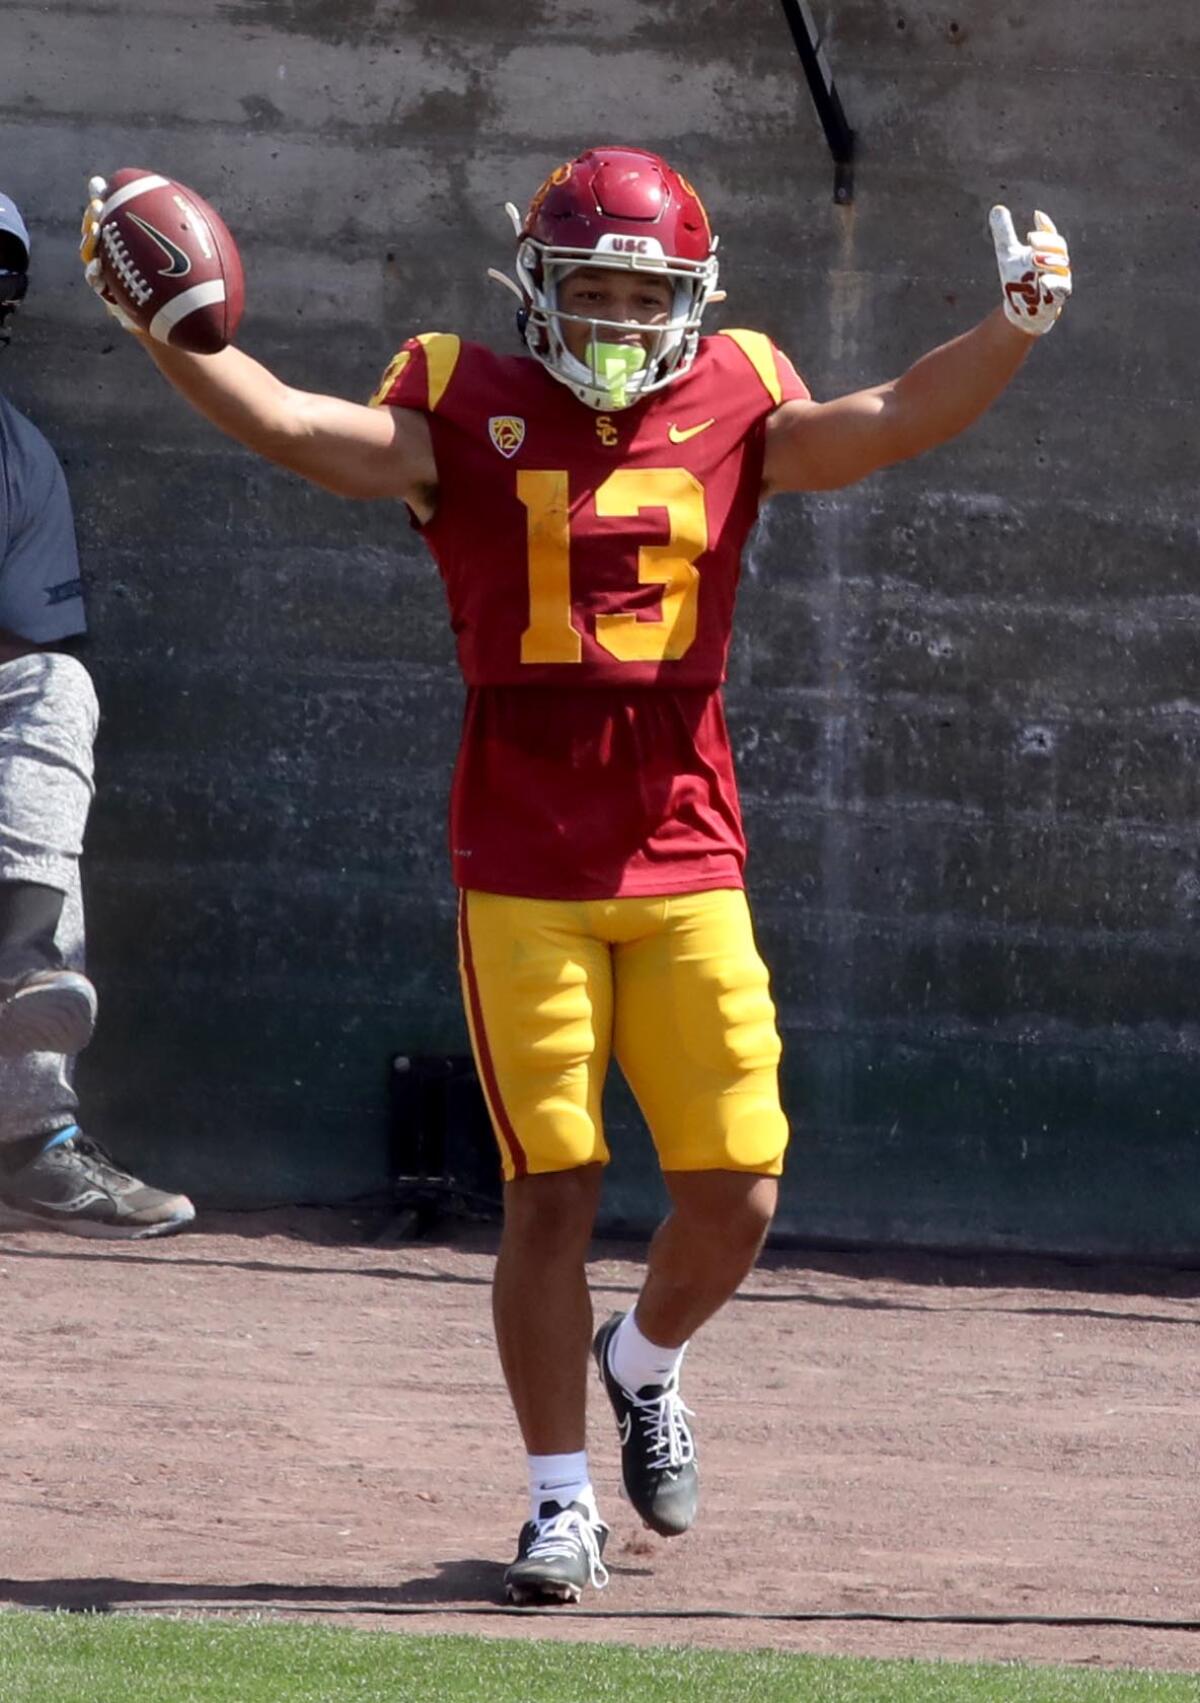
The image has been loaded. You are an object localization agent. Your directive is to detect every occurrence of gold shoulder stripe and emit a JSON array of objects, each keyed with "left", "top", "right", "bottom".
[
  {"left": 416, "top": 332, "right": 462, "bottom": 412},
  {"left": 718, "top": 328, "right": 783, "bottom": 407},
  {"left": 367, "top": 347, "right": 412, "bottom": 408}
]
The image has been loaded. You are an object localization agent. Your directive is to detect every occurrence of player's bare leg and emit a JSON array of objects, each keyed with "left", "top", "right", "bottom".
[
  {"left": 594, "top": 1169, "right": 777, "bottom": 1537},
  {"left": 496, "top": 1163, "right": 611, "bottom": 1603},
  {"left": 493, "top": 1162, "right": 605, "bottom": 1452},
  {"left": 639, "top": 1169, "right": 778, "bottom": 1345}
]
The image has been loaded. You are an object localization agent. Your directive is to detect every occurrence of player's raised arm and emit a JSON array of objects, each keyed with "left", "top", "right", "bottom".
[
  {"left": 79, "top": 173, "right": 437, "bottom": 512},
  {"left": 763, "top": 205, "right": 1072, "bottom": 496},
  {"left": 136, "top": 339, "right": 436, "bottom": 509}
]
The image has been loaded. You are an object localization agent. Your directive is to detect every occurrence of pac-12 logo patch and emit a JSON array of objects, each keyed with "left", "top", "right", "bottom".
[{"left": 488, "top": 415, "right": 525, "bottom": 458}]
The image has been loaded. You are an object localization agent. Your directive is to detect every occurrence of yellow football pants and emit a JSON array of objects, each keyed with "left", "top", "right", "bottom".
[{"left": 457, "top": 887, "right": 789, "bottom": 1181}]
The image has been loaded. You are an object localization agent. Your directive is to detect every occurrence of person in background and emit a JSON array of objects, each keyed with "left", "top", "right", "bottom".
[{"left": 0, "top": 190, "right": 194, "bottom": 1238}]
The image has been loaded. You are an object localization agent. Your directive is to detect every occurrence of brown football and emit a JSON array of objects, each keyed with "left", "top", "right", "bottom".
[{"left": 96, "top": 168, "right": 245, "bottom": 354}]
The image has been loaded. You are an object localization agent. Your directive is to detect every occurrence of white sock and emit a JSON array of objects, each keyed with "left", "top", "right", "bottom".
[
  {"left": 527, "top": 1451, "right": 597, "bottom": 1523},
  {"left": 608, "top": 1309, "right": 687, "bottom": 1395}
]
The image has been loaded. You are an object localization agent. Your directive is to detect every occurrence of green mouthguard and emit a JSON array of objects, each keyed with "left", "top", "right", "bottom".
[{"left": 594, "top": 341, "right": 647, "bottom": 407}]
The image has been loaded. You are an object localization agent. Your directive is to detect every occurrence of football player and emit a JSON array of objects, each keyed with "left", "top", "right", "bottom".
[{"left": 81, "top": 147, "right": 1071, "bottom": 1602}]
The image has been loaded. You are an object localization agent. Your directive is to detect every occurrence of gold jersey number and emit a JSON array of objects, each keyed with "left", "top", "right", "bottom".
[{"left": 518, "top": 468, "right": 706, "bottom": 665}]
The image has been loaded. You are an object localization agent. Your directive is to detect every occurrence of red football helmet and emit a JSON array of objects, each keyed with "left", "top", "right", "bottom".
[{"left": 493, "top": 146, "right": 720, "bottom": 410}]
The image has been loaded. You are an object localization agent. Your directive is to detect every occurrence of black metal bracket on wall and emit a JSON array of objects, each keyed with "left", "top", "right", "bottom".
[{"left": 777, "top": 0, "right": 855, "bottom": 203}]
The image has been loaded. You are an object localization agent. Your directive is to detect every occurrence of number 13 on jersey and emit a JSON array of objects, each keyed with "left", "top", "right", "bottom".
[{"left": 518, "top": 468, "right": 708, "bottom": 665}]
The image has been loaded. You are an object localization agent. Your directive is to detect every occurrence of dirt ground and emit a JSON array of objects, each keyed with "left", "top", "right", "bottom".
[{"left": 1, "top": 1209, "right": 1198, "bottom": 1676}]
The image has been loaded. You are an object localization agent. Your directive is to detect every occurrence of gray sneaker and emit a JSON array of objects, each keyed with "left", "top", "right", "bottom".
[
  {"left": 593, "top": 1311, "right": 698, "bottom": 1537},
  {"left": 0, "top": 1132, "right": 195, "bottom": 1239},
  {"left": 0, "top": 968, "right": 97, "bottom": 1057}
]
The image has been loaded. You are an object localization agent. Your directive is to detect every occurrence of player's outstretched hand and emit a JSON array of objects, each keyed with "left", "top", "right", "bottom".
[
  {"left": 79, "top": 175, "right": 140, "bottom": 333},
  {"left": 989, "top": 206, "right": 1072, "bottom": 336}
]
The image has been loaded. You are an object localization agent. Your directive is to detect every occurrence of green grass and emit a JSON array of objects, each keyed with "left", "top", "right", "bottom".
[{"left": 0, "top": 1613, "right": 1195, "bottom": 1702}]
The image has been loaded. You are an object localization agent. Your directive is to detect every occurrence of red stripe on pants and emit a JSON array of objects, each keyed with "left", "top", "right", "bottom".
[{"left": 458, "top": 892, "right": 528, "bottom": 1180}]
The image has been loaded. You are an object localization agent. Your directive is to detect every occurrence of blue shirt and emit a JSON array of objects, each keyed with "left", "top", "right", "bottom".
[{"left": 0, "top": 394, "right": 85, "bottom": 642}]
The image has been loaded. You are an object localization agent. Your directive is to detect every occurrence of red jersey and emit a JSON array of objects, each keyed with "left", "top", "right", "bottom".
[{"left": 370, "top": 330, "right": 808, "bottom": 898}]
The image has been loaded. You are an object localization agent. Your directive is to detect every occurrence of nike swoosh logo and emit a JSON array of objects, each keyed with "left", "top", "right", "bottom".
[
  {"left": 617, "top": 1415, "right": 632, "bottom": 1445},
  {"left": 667, "top": 418, "right": 715, "bottom": 444},
  {"left": 127, "top": 212, "right": 193, "bottom": 278}
]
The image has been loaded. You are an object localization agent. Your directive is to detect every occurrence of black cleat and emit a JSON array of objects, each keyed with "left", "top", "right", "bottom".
[
  {"left": 0, "top": 1132, "right": 195, "bottom": 1239},
  {"left": 504, "top": 1500, "right": 610, "bottom": 1605},
  {"left": 593, "top": 1311, "right": 698, "bottom": 1538},
  {"left": 0, "top": 968, "right": 97, "bottom": 1057}
]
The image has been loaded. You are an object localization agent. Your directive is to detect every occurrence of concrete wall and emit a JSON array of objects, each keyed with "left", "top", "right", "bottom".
[{"left": 3, "top": 2, "right": 1199, "bottom": 1254}]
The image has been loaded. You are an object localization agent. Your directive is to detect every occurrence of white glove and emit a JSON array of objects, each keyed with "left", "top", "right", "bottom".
[
  {"left": 989, "top": 205, "right": 1072, "bottom": 336},
  {"left": 79, "top": 174, "right": 140, "bottom": 333}
]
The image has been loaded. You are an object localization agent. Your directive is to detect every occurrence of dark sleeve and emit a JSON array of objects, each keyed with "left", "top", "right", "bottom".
[{"left": 0, "top": 415, "right": 85, "bottom": 642}]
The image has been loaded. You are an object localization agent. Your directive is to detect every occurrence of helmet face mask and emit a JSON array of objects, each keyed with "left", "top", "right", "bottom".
[{"left": 506, "top": 147, "right": 720, "bottom": 411}]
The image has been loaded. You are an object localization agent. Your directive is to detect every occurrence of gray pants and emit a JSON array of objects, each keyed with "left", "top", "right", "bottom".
[{"left": 0, "top": 652, "right": 97, "bottom": 1146}]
